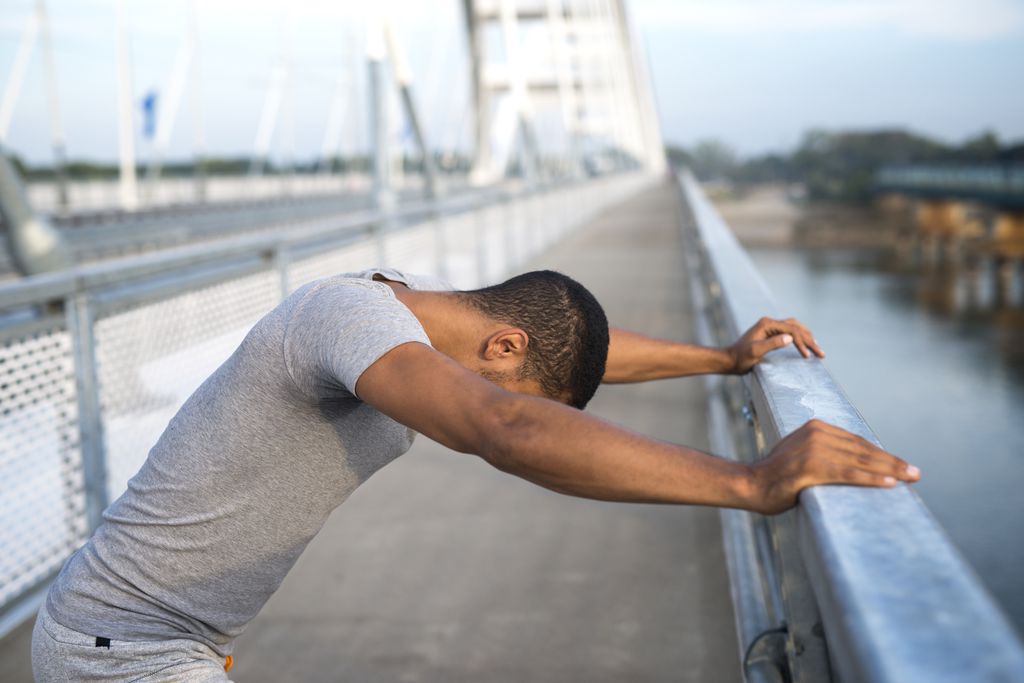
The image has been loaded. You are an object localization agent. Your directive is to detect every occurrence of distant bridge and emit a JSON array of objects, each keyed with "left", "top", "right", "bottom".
[
  {"left": 875, "top": 164, "right": 1024, "bottom": 270},
  {"left": 876, "top": 163, "right": 1024, "bottom": 209}
]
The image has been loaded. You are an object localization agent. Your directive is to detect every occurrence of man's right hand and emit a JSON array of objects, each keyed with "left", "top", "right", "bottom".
[{"left": 749, "top": 419, "right": 921, "bottom": 515}]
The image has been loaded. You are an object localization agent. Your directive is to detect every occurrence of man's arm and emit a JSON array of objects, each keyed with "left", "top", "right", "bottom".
[
  {"left": 356, "top": 342, "right": 918, "bottom": 515},
  {"left": 604, "top": 317, "right": 826, "bottom": 383}
]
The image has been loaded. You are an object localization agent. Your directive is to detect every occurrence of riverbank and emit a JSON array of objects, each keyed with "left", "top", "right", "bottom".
[{"left": 713, "top": 185, "right": 905, "bottom": 249}]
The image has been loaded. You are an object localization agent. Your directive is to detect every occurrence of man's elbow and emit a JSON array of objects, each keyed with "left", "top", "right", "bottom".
[{"left": 474, "top": 392, "right": 533, "bottom": 472}]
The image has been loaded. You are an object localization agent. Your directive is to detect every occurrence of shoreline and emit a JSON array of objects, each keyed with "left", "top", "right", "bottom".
[{"left": 711, "top": 185, "right": 906, "bottom": 250}]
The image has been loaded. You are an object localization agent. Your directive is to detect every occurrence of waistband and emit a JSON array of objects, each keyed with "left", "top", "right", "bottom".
[{"left": 38, "top": 603, "right": 232, "bottom": 669}]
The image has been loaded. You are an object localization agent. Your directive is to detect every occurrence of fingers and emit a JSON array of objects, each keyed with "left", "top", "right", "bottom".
[
  {"left": 801, "top": 419, "right": 920, "bottom": 486},
  {"left": 754, "top": 317, "right": 825, "bottom": 359},
  {"left": 784, "top": 318, "right": 822, "bottom": 356},
  {"left": 806, "top": 336, "right": 825, "bottom": 358},
  {"left": 812, "top": 421, "right": 915, "bottom": 477},
  {"left": 828, "top": 467, "right": 901, "bottom": 489},
  {"left": 751, "top": 334, "right": 792, "bottom": 359},
  {"left": 776, "top": 319, "right": 810, "bottom": 358},
  {"left": 841, "top": 444, "right": 918, "bottom": 482},
  {"left": 757, "top": 420, "right": 921, "bottom": 514},
  {"left": 779, "top": 319, "right": 818, "bottom": 359}
]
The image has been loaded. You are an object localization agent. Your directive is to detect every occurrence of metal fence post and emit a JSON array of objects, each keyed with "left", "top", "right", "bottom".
[
  {"left": 533, "top": 188, "right": 543, "bottom": 252},
  {"left": 272, "top": 245, "right": 291, "bottom": 299},
  {"left": 372, "top": 218, "right": 388, "bottom": 266},
  {"left": 475, "top": 201, "right": 488, "bottom": 287},
  {"left": 432, "top": 207, "right": 449, "bottom": 282},
  {"left": 508, "top": 191, "right": 522, "bottom": 271},
  {"left": 66, "top": 293, "right": 109, "bottom": 533},
  {"left": 768, "top": 511, "right": 833, "bottom": 681}
]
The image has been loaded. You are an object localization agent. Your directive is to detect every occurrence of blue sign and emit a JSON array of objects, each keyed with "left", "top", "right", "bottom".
[{"left": 142, "top": 91, "right": 158, "bottom": 139}]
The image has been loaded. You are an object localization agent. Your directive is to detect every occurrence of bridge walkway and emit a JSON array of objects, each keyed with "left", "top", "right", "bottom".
[{"left": 0, "top": 180, "right": 741, "bottom": 682}]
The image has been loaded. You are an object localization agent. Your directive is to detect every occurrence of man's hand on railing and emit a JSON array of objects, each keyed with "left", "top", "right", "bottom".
[
  {"left": 603, "top": 321, "right": 823, "bottom": 383},
  {"left": 727, "top": 317, "right": 825, "bottom": 375},
  {"left": 749, "top": 419, "right": 921, "bottom": 515}
]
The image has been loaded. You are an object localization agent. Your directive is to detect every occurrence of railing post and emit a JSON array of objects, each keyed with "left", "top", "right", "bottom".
[
  {"left": 475, "top": 200, "right": 489, "bottom": 288},
  {"left": 372, "top": 217, "right": 388, "bottom": 266},
  {"left": 433, "top": 206, "right": 449, "bottom": 282},
  {"left": 66, "top": 293, "right": 108, "bottom": 533},
  {"left": 500, "top": 192, "right": 513, "bottom": 275},
  {"left": 272, "top": 245, "right": 290, "bottom": 299},
  {"left": 768, "top": 511, "right": 832, "bottom": 680},
  {"left": 529, "top": 183, "right": 542, "bottom": 252}
]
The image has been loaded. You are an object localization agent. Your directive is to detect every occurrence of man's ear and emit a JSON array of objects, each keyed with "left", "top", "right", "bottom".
[{"left": 483, "top": 328, "right": 529, "bottom": 360}]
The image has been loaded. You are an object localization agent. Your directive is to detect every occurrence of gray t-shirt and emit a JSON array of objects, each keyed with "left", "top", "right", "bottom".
[{"left": 47, "top": 268, "right": 451, "bottom": 654}]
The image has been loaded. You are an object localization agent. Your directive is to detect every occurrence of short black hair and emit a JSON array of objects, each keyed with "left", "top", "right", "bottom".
[{"left": 461, "top": 270, "right": 608, "bottom": 409}]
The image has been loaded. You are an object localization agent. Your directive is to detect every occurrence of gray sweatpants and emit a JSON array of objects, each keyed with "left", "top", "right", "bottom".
[{"left": 31, "top": 605, "right": 233, "bottom": 682}]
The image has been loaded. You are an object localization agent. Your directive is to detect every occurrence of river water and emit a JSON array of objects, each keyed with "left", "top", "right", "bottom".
[{"left": 747, "top": 245, "right": 1024, "bottom": 635}]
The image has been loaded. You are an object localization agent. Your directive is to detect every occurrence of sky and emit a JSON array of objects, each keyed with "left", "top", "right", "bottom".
[
  {"left": 0, "top": 0, "right": 472, "bottom": 165},
  {"left": 635, "top": 0, "right": 1024, "bottom": 155},
  {"left": 1, "top": 0, "right": 1023, "bottom": 165}
]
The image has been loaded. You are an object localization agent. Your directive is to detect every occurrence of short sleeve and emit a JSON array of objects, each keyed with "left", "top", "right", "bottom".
[{"left": 282, "top": 278, "right": 431, "bottom": 400}]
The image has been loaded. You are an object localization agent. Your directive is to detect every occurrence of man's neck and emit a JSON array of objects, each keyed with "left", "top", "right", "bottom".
[{"left": 379, "top": 281, "right": 485, "bottom": 365}]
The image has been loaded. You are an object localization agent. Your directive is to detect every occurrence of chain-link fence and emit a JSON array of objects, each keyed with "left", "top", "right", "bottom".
[{"left": 0, "top": 173, "right": 654, "bottom": 636}]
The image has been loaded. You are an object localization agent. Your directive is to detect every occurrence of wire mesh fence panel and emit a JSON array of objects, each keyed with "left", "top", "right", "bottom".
[
  {"left": 287, "top": 240, "right": 379, "bottom": 293},
  {"left": 522, "top": 195, "right": 548, "bottom": 259},
  {"left": 439, "top": 212, "right": 482, "bottom": 290},
  {"left": 382, "top": 221, "right": 442, "bottom": 278},
  {"left": 561, "top": 186, "right": 583, "bottom": 236},
  {"left": 498, "top": 201, "right": 518, "bottom": 270},
  {"left": 93, "top": 270, "right": 281, "bottom": 500},
  {"left": 0, "top": 323, "right": 86, "bottom": 610},
  {"left": 558, "top": 189, "right": 579, "bottom": 238},
  {"left": 480, "top": 203, "right": 511, "bottom": 285},
  {"left": 535, "top": 194, "right": 557, "bottom": 253}
]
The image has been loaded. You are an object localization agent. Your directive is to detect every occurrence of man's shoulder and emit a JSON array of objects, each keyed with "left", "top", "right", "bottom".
[
  {"left": 344, "top": 268, "right": 454, "bottom": 293},
  {"left": 289, "top": 273, "right": 393, "bottom": 303}
]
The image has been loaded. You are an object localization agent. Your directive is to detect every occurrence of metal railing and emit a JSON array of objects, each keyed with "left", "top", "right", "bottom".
[
  {"left": 0, "top": 171, "right": 655, "bottom": 638},
  {"left": 1, "top": 181, "right": 462, "bottom": 278},
  {"left": 677, "top": 170, "right": 1024, "bottom": 682},
  {"left": 27, "top": 173, "right": 379, "bottom": 216}
]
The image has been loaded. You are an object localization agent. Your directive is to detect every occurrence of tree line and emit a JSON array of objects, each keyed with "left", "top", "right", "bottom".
[{"left": 666, "top": 129, "right": 1024, "bottom": 204}]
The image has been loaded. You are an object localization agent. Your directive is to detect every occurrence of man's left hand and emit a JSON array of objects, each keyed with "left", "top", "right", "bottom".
[{"left": 727, "top": 317, "right": 825, "bottom": 374}]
